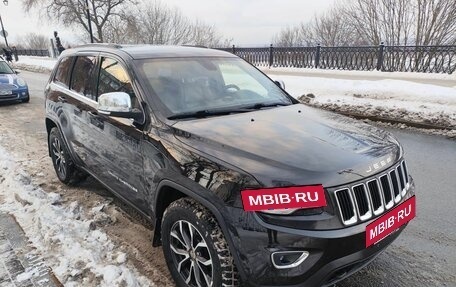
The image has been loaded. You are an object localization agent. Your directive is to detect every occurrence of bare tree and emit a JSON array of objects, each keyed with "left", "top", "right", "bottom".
[
  {"left": 272, "top": 0, "right": 456, "bottom": 47},
  {"left": 190, "top": 21, "right": 226, "bottom": 47},
  {"left": 17, "top": 33, "right": 49, "bottom": 49},
  {"left": 105, "top": 1, "right": 228, "bottom": 47},
  {"left": 343, "top": 0, "right": 414, "bottom": 46},
  {"left": 415, "top": 0, "right": 456, "bottom": 45},
  {"left": 273, "top": 5, "right": 366, "bottom": 47},
  {"left": 22, "top": 0, "right": 134, "bottom": 43},
  {"left": 272, "top": 26, "right": 302, "bottom": 47}
]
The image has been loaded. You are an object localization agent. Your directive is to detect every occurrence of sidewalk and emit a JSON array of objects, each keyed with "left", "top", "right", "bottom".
[
  {"left": 0, "top": 213, "right": 61, "bottom": 287},
  {"left": 260, "top": 67, "right": 456, "bottom": 87}
]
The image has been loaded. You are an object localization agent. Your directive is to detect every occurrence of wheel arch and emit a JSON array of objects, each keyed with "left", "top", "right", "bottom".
[
  {"left": 152, "top": 179, "right": 247, "bottom": 281},
  {"left": 45, "top": 117, "right": 58, "bottom": 157}
]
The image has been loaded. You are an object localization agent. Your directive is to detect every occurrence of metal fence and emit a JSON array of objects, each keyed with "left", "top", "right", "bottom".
[
  {"left": 14, "top": 49, "right": 50, "bottom": 57},
  {"left": 219, "top": 44, "right": 456, "bottom": 74}
]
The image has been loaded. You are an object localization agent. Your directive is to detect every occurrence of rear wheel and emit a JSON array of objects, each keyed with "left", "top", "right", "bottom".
[
  {"left": 161, "top": 198, "right": 239, "bottom": 287},
  {"left": 49, "top": 127, "right": 87, "bottom": 185}
]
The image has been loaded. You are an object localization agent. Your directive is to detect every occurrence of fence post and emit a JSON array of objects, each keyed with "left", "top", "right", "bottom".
[
  {"left": 377, "top": 42, "right": 385, "bottom": 71},
  {"left": 232, "top": 44, "right": 236, "bottom": 54},
  {"left": 269, "top": 44, "right": 274, "bottom": 68},
  {"left": 315, "top": 44, "right": 321, "bottom": 68}
]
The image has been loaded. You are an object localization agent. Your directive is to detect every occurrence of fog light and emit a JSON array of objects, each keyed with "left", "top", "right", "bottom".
[
  {"left": 22, "top": 92, "right": 26, "bottom": 96},
  {"left": 271, "top": 251, "right": 309, "bottom": 269}
]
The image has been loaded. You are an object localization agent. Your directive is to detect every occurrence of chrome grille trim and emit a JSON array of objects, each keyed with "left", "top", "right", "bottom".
[
  {"left": 334, "top": 160, "right": 410, "bottom": 226},
  {"left": 367, "top": 179, "right": 385, "bottom": 216},
  {"left": 352, "top": 184, "right": 372, "bottom": 221},
  {"left": 334, "top": 188, "right": 358, "bottom": 225}
]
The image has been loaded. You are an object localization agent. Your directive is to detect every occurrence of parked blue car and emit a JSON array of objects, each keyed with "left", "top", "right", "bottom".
[{"left": 0, "top": 59, "right": 29, "bottom": 103}]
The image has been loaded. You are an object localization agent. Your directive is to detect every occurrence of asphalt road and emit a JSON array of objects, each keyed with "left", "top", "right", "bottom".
[{"left": 1, "top": 70, "right": 456, "bottom": 287}]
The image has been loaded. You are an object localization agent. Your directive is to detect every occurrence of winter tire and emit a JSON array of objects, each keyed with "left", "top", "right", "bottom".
[
  {"left": 49, "top": 127, "right": 87, "bottom": 185},
  {"left": 162, "top": 197, "right": 239, "bottom": 287}
]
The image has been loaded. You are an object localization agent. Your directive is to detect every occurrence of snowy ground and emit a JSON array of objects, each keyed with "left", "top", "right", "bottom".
[
  {"left": 13, "top": 56, "right": 57, "bottom": 73},
  {"left": 0, "top": 145, "right": 154, "bottom": 287},
  {"left": 260, "top": 67, "right": 456, "bottom": 130},
  {"left": 11, "top": 56, "right": 456, "bottom": 133}
]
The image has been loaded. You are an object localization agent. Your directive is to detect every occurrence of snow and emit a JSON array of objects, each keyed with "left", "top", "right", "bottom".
[
  {"left": 265, "top": 72, "right": 456, "bottom": 128},
  {"left": 14, "top": 56, "right": 57, "bottom": 70},
  {"left": 0, "top": 145, "right": 154, "bottom": 287}
]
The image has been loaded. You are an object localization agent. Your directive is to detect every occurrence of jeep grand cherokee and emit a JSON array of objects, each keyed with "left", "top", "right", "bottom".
[{"left": 44, "top": 44, "right": 415, "bottom": 287}]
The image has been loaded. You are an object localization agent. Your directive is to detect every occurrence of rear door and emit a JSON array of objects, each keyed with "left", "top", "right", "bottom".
[
  {"left": 88, "top": 55, "right": 148, "bottom": 212},
  {"left": 66, "top": 54, "right": 100, "bottom": 169}
]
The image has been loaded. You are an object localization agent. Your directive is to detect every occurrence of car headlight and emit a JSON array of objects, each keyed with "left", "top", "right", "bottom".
[{"left": 17, "top": 78, "right": 27, "bottom": 87}]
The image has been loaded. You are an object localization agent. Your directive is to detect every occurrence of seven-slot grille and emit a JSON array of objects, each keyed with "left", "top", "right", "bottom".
[{"left": 334, "top": 160, "right": 410, "bottom": 225}]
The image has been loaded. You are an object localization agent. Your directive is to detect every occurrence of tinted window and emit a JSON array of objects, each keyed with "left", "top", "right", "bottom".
[
  {"left": 97, "top": 57, "right": 135, "bottom": 97},
  {"left": 97, "top": 57, "right": 138, "bottom": 107},
  {"left": 54, "top": 57, "right": 73, "bottom": 87},
  {"left": 70, "top": 56, "right": 97, "bottom": 99}
]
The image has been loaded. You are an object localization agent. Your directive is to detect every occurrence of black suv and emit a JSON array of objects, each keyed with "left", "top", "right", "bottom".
[{"left": 45, "top": 44, "right": 416, "bottom": 287}]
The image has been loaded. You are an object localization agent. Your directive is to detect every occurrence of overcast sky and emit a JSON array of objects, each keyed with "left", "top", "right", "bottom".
[{"left": 3, "top": 0, "right": 336, "bottom": 46}]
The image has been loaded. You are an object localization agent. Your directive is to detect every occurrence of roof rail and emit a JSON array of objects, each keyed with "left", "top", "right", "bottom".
[
  {"left": 181, "top": 45, "right": 208, "bottom": 49},
  {"left": 75, "top": 43, "right": 124, "bottom": 49}
]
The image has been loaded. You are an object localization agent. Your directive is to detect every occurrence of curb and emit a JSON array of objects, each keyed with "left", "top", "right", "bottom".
[
  {"left": 11, "top": 63, "right": 52, "bottom": 74},
  {"left": 0, "top": 213, "right": 62, "bottom": 287},
  {"left": 333, "top": 110, "right": 455, "bottom": 130}
]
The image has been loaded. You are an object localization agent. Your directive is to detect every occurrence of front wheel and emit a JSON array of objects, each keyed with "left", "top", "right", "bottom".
[{"left": 161, "top": 198, "right": 239, "bottom": 287}]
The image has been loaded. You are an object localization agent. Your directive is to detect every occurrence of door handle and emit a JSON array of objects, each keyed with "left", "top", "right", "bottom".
[
  {"left": 57, "top": 96, "right": 67, "bottom": 103},
  {"left": 88, "top": 111, "right": 104, "bottom": 129}
]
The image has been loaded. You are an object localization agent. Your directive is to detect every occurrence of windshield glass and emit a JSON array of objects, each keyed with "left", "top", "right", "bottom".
[
  {"left": 136, "top": 57, "right": 293, "bottom": 118},
  {"left": 0, "top": 61, "right": 14, "bottom": 74}
]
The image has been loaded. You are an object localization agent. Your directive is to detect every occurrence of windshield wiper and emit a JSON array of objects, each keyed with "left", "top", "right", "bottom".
[
  {"left": 245, "top": 102, "right": 290, "bottom": 110},
  {"left": 168, "top": 108, "right": 251, "bottom": 120}
]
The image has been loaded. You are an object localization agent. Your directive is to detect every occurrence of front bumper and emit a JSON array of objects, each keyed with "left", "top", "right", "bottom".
[
  {"left": 224, "top": 186, "right": 415, "bottom": 287},
  {"left": 0, "top": 89, "right": 29, "bottom": 102}
]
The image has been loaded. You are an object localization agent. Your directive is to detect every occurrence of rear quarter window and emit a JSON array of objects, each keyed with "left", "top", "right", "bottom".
[{"left": 54, "top": 57, "right": 73, "bottom": 87}]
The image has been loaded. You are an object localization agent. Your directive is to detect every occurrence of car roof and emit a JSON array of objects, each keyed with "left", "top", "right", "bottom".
[{"left": 62, "top": 44, "right": 237, "bottom": 60}]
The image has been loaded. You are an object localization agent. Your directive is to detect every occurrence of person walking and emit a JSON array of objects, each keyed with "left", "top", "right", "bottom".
[{"left": 2, "top": 47, "right": 12, "bottom": 63}]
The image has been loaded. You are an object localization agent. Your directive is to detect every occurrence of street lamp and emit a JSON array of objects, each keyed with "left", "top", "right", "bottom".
[
  {"left": 0, "top": 0, "right": 8, "bottom": 47},
  {"left": 84, "top": 0, "right": 94, "bottom": 43}
]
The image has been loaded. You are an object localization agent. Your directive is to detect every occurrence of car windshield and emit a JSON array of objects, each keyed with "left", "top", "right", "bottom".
[
  {"left": 135, "top": 57, "right": 293, "bottom": 118},
  {"left": 0, "top": 61, "right": 14, "bottom": 74}
]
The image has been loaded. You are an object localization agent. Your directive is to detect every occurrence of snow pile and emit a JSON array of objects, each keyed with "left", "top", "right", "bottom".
[
  {"left": 266, "top": 74, "right": 456, "bottom": 128},
  {"left": 12, "top": 56, "right": 56, "bottom": 73},
  {"left": 0, "top": 145, "right": 154, "bottom": 287}
]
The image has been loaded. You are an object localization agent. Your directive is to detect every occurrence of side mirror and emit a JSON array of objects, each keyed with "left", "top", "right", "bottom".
[
  {"left": 274, "top": 80, "right": 285, "bottom": 90},
  {"left": 97, "top": 92, "right": 143, "bottom": 121},
  {"left": 14, "top": 70, "right": 20, "bottom": 74}
]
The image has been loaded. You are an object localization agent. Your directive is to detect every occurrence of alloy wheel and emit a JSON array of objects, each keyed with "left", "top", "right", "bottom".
[
  {"left": 169, "top": 220, "right": 213, "bottom": 287},
  {"left": 52, "top": 137, "right": 66, "bottom": 179}
]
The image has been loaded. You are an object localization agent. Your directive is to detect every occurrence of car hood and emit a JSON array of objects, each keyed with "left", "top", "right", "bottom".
[
  {"left": 0, "top": 73, "right": 19, "bottom": 86},
  {"left": 172, "top": 104, "right": 401, "bottom": 187}
]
